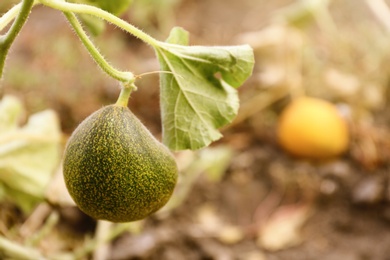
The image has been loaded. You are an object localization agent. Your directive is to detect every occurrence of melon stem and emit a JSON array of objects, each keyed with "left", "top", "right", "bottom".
[{"left": 116, "top": 84, "right": 133, "bottom": 107}]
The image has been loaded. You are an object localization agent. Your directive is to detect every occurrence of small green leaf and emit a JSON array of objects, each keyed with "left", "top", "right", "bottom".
[
  {"left": 166, "top": 27, "right": 189, "bottom": 45},
  {"left": 79, "top": 14, "right": 106, "bottom": 36},
  {"left": 276, "top": 0, "right": 330, "bottom": 28},
  {"left": 89, "top": 0, "right": 133, "bottom": 16},
  {"left": 155, "top": 30, "right": 254, "bottom": 150},
  {"left": 71, "top": 0, "right": 132, "bottom": 35}
]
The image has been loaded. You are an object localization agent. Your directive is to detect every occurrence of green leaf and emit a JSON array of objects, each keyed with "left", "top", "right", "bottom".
[
  {"left": 88, "top": 0, "right": 133, "bottom": 16},
  {"left": 276, "top": 0, "right": 331, "bottom": 28},
  {"left": 165, "top": 27, "right": 189, "bottom": 45},
  {"left": 155, "top": 30, "right": 254, "bottom": 150},
  {"left": 79, "top": 14, "right": 106, "bottom": 36},
  {"left": 0, "top": 95, "right": 62, "bottom": 213},
  {"left": 71, "top": 0, "right": 132, "bottom": 35}
]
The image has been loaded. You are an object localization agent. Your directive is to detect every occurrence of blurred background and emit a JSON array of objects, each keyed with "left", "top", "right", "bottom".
[{"left": 1, "top": 0, "right": 390, "bottom": 259}]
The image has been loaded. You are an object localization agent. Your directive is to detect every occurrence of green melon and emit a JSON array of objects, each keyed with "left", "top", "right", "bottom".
[{"left": 63, "top": 104, "right": 178, "bottom": 222}]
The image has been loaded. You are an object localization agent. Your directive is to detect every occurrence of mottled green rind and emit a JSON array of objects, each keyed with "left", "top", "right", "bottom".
[{"left": 63, "top": 105, "right": 178, "bottom": 222}]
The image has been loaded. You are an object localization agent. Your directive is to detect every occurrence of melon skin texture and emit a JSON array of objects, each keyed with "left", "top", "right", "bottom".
[
  {"left": 63, "top": 105, "right": 178, "bottom": 222},
  {"left": 277, "top": 97, "right": 349, "bottom": 160}
]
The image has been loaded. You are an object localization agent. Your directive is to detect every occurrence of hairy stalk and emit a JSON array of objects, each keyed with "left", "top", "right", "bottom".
[
  {"left": 64, "top": 11, "right": 134, "bottom": 83},
  {"left": 0, "top": 0, "right": 35, "bottom": 79},
  {"left": 38, "top": 0, "right": 160, "bottom": 47},
  {"left": 115, "top": 83, "right": 136, "bottom": 107}
]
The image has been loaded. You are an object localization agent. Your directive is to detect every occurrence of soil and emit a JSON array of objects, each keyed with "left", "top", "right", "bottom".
[{"left": 1, "top": 0, "right": 390, "bottom": 259}]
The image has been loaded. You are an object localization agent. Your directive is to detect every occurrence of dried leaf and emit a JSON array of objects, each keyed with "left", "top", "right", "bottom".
[
  {"left": 217, "top": 225, "right": 244, "bottom": 245},
  {"left": 0, "top": 95, "right": 62, "bottom": 212},
  {"left": 257, "top": 204, "right": 311, "bottom": 251}
]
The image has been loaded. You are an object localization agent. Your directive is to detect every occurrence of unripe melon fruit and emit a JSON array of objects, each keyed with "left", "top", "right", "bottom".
[
  {"left": 63, "top": 105, "right": 178, "bottom": 222},
  {"left": 277, "top": 97, "right": 349, "bottom": 159}
]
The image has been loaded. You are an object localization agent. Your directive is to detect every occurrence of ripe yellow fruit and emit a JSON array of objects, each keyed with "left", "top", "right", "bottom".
[{"left": 277, "top": 97, "right": 349, "bottom": 159}]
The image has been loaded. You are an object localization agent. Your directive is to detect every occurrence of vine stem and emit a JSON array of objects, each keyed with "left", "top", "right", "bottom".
[
  {"left": 63, "top": 11, "right": 134, "bottom": 83},
  {"left": 0, "top": 2, "right": 23, "bottom": 32},
  {"left": 38, "top": 0, "right": 160, "bottom": 48},
  {"left": 0, "top": 0, "right": 35, "bottom": 79}
]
